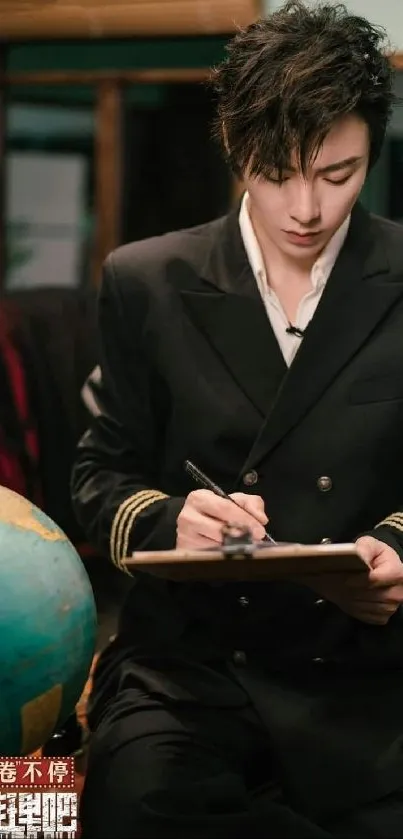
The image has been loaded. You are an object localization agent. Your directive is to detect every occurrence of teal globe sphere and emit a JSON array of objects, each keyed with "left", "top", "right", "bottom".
[{"left": 0, "top": 486, "right": 97, "bottom": 756}]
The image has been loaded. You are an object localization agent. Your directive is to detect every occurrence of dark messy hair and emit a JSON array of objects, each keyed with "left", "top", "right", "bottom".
[{"left": 211, "top": 0, "right": 395, "bottom": 178}]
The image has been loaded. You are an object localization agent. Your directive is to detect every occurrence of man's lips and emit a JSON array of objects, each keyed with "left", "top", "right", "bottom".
[{"left": 284, "top": 230, "right": 322, "bottom": 244}]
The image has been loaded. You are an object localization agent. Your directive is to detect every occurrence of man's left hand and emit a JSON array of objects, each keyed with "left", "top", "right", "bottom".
[{"left": 303, "top": 536, "right": 403, "bottom": 625}]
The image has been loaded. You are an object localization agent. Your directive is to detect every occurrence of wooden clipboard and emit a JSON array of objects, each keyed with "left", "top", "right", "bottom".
[{"left": 123, "top": 542, "right": 367, "bottom": 581}]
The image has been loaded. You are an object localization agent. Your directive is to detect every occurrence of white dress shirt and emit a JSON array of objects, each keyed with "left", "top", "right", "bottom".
[{"left": 239, "top": 192, "right": 350, "bottom": 366}]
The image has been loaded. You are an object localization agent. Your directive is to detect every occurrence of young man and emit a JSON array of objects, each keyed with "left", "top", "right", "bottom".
[{"left": 72, "top": 2, "right": 403, "bottom": 835}]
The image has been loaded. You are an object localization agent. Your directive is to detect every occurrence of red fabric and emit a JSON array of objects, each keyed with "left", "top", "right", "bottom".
[{"left": 0, "top": 308, "right": 42, "bottom": 504}]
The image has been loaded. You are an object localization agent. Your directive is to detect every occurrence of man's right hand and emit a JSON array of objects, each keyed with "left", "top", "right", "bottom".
[{"left": 176, "top": 489, "right": 268, "bottom": 549}]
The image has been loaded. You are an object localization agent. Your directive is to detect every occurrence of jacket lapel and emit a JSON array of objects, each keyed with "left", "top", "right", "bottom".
[
  {"left": 240, "top": 203, "right": 403, "bottom": 473},
  {"left": 180, "top": 208, "right": 287, "bottom": 417}
]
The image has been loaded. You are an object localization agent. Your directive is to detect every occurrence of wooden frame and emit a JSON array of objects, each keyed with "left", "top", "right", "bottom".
[
  {"left": 391, "top": 54, "right": 403, "bottom": 70},
  {"left": 1, "top": 66, "right": 215, "bottom": 289},
  {"left": 91, "top": 80, "right": 122, "bottom": 293},
  {"left": 0, "top": 0, "right": 260, "bottom": 40},
  {"left": 0, "top": 69, "right": 211, "bottom": 86}
]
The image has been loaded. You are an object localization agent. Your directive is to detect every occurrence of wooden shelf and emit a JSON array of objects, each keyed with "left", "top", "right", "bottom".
[
  {"left": 1, "top": 68, "right": 211, "bottom": 86},
  {"left": 0, "top": 0, "right": 260, "bottom": 39},
  {"left": 391, "top": 53, "right": 403, "bottom": 70}
]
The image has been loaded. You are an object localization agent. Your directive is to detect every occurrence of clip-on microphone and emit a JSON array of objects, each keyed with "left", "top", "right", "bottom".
[{"left": 285, "top": 323, "right": 306, "bottom": 338}]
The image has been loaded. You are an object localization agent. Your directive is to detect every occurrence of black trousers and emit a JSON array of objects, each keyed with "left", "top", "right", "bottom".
[{"left": 80, "top": 687, "right": 403, "bottom": 839}]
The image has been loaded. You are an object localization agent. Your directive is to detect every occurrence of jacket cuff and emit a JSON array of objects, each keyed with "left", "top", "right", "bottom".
[
  {"left": 358, "top": 525, "right": 403, "bottom": 563},
  {"left": 110, "top": 493, "right": 185, "bottom": 573}
]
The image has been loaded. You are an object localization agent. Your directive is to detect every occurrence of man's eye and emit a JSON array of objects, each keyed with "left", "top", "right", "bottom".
[
  {"left": 267, "top": 176, "right": 289, "bottom": 184},
  {"left": 325, "top": 175, "right": 351, "bottom": 185}
]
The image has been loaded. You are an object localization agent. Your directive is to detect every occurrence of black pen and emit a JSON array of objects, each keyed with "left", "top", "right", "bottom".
[{"left": 184, "top": 460, "right": 276, "bottom": 544}]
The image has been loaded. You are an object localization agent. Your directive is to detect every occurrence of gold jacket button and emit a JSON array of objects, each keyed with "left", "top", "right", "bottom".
[
  {"left": 238, "top": 595, "right": 250, "bottom": 608},
  {"left": 317, "top": 476, "right": 333, "bottom": 492},
  {"left": 243, "top": 470, "right": 258, "bottom": 487},
  {"left": 233, "top": 650, "right": 247, "bottom": 666}
]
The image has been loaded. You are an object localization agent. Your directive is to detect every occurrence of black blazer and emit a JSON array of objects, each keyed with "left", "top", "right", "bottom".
[{"left": 72, "top": 201, "right": 403, "bottom": 817}]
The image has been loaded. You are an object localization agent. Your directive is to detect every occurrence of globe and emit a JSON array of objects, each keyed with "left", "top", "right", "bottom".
[{"left": 0, "top": 486, "right": 97, "bottom": 756}]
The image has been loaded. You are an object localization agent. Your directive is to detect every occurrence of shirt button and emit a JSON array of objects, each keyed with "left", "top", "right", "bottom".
[
  {"left": 243, "top": 470, "right": 258, "bottom": 487},
  {"left": 312, "top": 656, "right": 325, "bottom": 664},
  {"left": 233, "top": 650, "right": 247, "bottom": 666},
  {"left": 238, "top": 595, "right": 250, "bottom": 608},
  {"left": 316, "top": 476, "right": 333, "bottom": 492},
  {"left": 315, "top": 598, "right": 325, "bottom": 606}
]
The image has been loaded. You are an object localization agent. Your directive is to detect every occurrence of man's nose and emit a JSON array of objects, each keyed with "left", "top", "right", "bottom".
[{"left": 290, "top": 183, "right": 320, "bottom": 225}]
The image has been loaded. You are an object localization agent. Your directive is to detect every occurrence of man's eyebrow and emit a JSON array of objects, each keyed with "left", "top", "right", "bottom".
[
  {"left": 315, "top": 156, "right": 364, "bottom": 174},
  {"left": 286, "top": 156, "right": 363, "bottom": 175}
]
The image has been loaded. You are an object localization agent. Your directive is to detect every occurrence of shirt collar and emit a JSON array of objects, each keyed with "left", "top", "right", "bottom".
[{"left": 239, "top": 191, "right": 350, "bottom": 294}]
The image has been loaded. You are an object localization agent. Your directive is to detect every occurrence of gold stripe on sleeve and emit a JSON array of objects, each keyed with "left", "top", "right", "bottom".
[
  {"left": 114, "top": 490, "right": 162, "bottom": 566},
  {"left": 110, "top": 489, "right": 168, "bottom": 572},
  {"left": 110, "top": 490, "right": 154, "bottom": 567},
  {"left": 375, "top": 514, "right": 403, "bottom": 534},
  {"left": 121, "top": 492, "right": 168, "bottom": 562}
]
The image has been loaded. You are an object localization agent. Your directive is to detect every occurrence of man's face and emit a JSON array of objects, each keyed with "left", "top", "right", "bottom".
[{"left": 243, "top": 113, "right": 370, "bottom": 261}]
